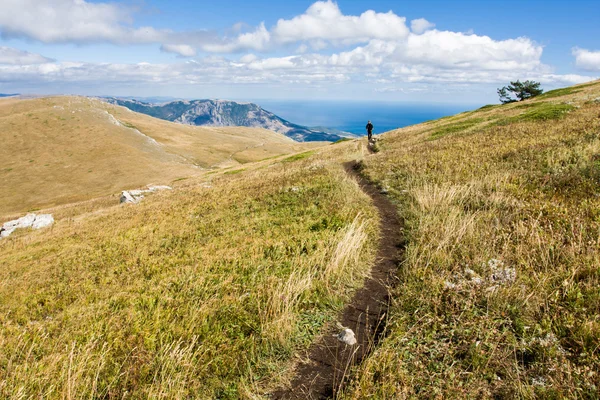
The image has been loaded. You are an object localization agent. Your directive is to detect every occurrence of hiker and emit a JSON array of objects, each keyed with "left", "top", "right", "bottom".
[{"left": 366, "top": 120, "right": 374, "bottom": 141}]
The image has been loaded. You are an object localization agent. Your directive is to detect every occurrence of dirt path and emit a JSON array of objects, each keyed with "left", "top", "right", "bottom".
[{"left": 272, "top": 156, "right": 404, "bottom": 399}]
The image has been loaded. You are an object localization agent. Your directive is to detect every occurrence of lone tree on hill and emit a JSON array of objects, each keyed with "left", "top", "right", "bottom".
[{"left": 497, "top": 80, "right": 543, "bottom": 104}]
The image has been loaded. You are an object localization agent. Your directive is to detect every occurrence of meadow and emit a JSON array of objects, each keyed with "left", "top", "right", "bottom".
[
  {"left": 341, "top": 80, "right": 600, "bottom": 398},
  {"left": 0, "top": 141, "right": 378, "bottom": 398},
  {"left": 2, "top": 79, "right": 600, "bottom": 398}
]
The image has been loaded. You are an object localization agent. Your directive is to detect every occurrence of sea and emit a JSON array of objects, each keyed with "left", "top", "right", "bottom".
[{"left": 258, "top": 100, "right": 480, "bottom": 136}]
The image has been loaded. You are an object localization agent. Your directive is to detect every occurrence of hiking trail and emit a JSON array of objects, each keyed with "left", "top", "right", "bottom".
[{"left": 272, "top": 143, "right": 405, "bottom": 399}]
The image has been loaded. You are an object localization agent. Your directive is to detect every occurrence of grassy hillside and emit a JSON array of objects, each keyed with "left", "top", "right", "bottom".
[
  {"left": 341, "top": 80, "right": 600, "bottom": 398},
  {"left": 2, "top": 80, "right": 599, "bottom": 399},
  {"left": 0, "top": 96, "right": 320, "bottom": 217},
  {"left": 0, "top": 142, "right": 378, "bottom": 398}
]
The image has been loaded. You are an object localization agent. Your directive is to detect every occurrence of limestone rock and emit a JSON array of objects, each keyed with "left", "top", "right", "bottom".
[
  {"left": 32, "top": 214, "right": 54, "bottom": 229},
  {"left": 120, "top": 191, "right": 139, "bottom": 204},
  {"left": 120, "top": 185, "right": 172, "bottom": 204},
  {"left": 1, "top": 213, "right": 54, "bottom": 238},
  {"left": 334, "top": 323, "right": 357, "bottom": 345}
]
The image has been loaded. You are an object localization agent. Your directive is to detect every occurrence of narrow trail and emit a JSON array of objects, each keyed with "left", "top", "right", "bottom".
[{"left": 272, "top": 151, "right": 405, "bottom": 399}]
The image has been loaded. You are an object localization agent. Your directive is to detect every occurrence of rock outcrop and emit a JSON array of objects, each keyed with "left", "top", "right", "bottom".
[
  {"left": 120, "top": 185, "right": 172, "bottom": 204},
  {"left": 0, "top": 213, "right": 54, "bottom": 238}
]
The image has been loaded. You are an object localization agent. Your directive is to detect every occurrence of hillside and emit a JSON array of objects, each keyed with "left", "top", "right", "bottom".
[
  {"left": 340, "top": 80, "right": 600, "bottom": 398},
  {"left": 105, "top": 98, "right": 345, "bottom": 142},
  {"left": 0, "top": 96, "right": 322, "bottom": 217},
  {"left": 1, "top": 80, "right": 599, "bottom": 398}
]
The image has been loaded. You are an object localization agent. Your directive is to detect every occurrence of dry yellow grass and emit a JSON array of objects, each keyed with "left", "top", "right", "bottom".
[
  {"left": 0, "top": 139, "right": 378, "bottom": 399},
  {"left": 4, "top": 79, "right": 599, "bottom": 399},
  {"left": 0, "top": 96, "right": 321, "bottom": 217},
  {"left": 340, "top": 80, "right": 600, "bottom": 399}
]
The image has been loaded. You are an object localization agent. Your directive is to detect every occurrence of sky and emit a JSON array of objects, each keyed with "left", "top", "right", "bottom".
[{"left": 1, "top": 0, "right": 599, "bottom": 105}]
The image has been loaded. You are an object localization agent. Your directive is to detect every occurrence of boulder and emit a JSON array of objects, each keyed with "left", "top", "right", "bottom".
[
  {"left": 32, "top": 214, "right": 54, "bottom": 229},
  {"left": 120, "top": 191, "right": 139, "bottom": 204},
  {"left": 1, "top": 213, "right": 54, "bottom": 238},
  {"left": 120, "top": 186, "right": 172, "bottom": 204}
]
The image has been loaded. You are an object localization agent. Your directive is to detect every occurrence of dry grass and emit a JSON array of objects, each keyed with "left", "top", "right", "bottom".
[
  {"left": 0, "top": 141, "right": 378, "bottom": 399},
  {"left": 5, "top": 80, "right": 599, "bottom": 399},
  {"left": 340, "top": 80, "right": 600, "bottom": 398},
  {"left": 0, "top": 96, "right": 321, "bottom": 217}
]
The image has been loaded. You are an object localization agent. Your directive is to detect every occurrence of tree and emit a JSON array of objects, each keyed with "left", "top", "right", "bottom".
[{"left": 497, "top": 80, "right": 543, "bottom": 104}]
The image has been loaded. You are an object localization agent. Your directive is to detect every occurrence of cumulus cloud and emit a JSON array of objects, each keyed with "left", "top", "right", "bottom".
[
  {"left": 0, "top": 0, "right": 169, "bottom": 44},
  {"left": 272, "top": 1, "right": 410, "bottom": 45},
  {"left": 160, "top": 44, "right": 197, "bottom": 57},
  {"left": 202, "top": 23, "right": 271, "bottom": 53},
  {"left": 0, "top": 0, "right": 596, "bottom": 93},
  {"left": 410, "top": 18, "right": 435, "bottom": 34},
  {"left": 0, "top": 46, "right": 54, "bottom": 65},
  {"left": 572, "top": 48, "right": 600, "bottom": 71}
]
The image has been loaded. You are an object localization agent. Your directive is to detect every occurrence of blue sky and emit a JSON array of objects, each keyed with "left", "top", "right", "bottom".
[{"left": 1, "top": 0, "right": 599, "bottom": 104}]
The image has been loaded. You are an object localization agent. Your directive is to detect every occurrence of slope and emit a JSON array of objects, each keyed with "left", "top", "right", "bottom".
[
  {"left": 0, "top": 141, "right": 379, "bottom": 398},
  {"left": 106, "top": 98, "right": 345, "bottom": 142},
  {"left": 340, "top": 79, "right": 600, "bottom": 398},
  {"left": 0, "top": 96, "right": 321, "bottom": 217},
  {"left": 2, "top": 79, "right": 599, "bottom": 399}
]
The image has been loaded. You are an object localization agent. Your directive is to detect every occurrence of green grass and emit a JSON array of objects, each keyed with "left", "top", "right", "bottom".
[
  {"left": 223, "top": 168, "right": 246, "bottom": 175},
  {"left": 121, "top": 121, "right": 138, "bottom": 129},
  {"left": 476, "top": 104, "right": 501, "bottom": 111},
  {"left": 282, "top": 150, "right": 316, "bottom": 163},
  {"left": 332, "top": 137, "right": 352, "bottom": 144},
  {"left": 537, "top": 87, "right": 582, "bottom": 99},
  {"left": 493, "top": 103, "right": 575, "bottom": 126},
  {"left": 429, "top": 118, "right": 485, "bottom": 140}
]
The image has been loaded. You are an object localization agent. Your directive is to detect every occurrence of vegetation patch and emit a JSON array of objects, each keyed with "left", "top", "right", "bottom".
[
  {"left": 537, "top": 87, "right": 582, "bottom": 99},
  {"left": 282, "top": 150, "right": 315, "bottom": 163},
  {"left": 429, "top": 118, "right": 484, "bottom": 140},
  {"left": 223, "top": 168, "right": 246, "bottom": 175},
  {"left": 476, "top": 104, "right": 500, "bottom": 111},
  {"left": 332, "top": 137, "right": 352, "bottom": 144},
  {"left": 495, "top": 103, "right": 575, "bottom": 126},
  {"left": 121, "top": 121, "right": 138, "bottom": 129}
]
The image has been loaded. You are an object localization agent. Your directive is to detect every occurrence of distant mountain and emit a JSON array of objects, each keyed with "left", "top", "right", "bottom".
[
  {"left": 0, "top": 93, "right": 19, "bottom": 98},
  {"left": 104, "top": 98, "right": 343, "bottom": 142}
]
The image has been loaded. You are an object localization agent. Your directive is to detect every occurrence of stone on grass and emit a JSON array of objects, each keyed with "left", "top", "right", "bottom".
[
  {"left": 1, "top": 213, "right": 54, "bottom": 239},
  {"left": 120, "top": 185, "right": 173, "bottom": 204},
  {"left": 334, "top": 323, "right": 357, "bottom": 345}
]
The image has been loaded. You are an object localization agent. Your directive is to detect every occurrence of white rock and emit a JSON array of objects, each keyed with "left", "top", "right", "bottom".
[
  {"left": 0, "top": 227, "right": 16, "bottom": 238},
  {"left": 335, "top": 327, "right": 357, "bottom": 346},
  {"left": 8, "top": 213, "right": 37, "bottom": 229},
  {"left": 444, "top": 281, "right": 457, "bottom": 290},
  {"left": 491, "top": 267, "right": 516, "bottom": 284},
  {"left": 1, "top": 213, "right": 54, "bottom": 238},
  {"left": 120, "top": 191, "right": 138, "bottom": 204},
  {"left": 148, "top": 185, "right": 172, "bottom": 192},
  {"left": 464, "top": 268, "right": 477, "bottom": 278},
  {"left": 32, "top": 214, "right": 54, "bottom": 229}
]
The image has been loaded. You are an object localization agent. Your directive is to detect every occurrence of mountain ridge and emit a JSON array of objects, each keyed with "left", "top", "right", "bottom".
[{"left": 104, "top": 97, "right": 347, "bottom": 142}]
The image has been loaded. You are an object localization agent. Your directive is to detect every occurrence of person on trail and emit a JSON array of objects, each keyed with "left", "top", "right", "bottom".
[{"left": 366, "top": 120, "right": 374, "bottom": 141}]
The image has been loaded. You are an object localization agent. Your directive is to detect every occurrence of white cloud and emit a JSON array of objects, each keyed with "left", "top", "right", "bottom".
[
  {"left": 0, "top": 0, "right": 596, "bottom": 96},
  {"left": 160, "top": 44, "right": 197, "bottom": 57},
  {"left": 410, "top": 18, "right": 435, "bottom": 34},
  {"left": 0, "top": 46, "right": 54, "bottom": 65},
  {"left": 202, "top": 23, "right": 271, "bottom": 53},
  {"left": 572, "top": 48, "right": 600, "bottom": 71},
  {"left": 272, "top": 1, "right": 409, "bottom": 45},
  {"left": 0, "top": 0, "right": 169, "bottom": 44}
]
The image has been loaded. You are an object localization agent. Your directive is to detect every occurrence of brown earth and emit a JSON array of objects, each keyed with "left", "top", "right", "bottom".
[{"left": 272, "top": 154, "right": 405, "bottom": 399}]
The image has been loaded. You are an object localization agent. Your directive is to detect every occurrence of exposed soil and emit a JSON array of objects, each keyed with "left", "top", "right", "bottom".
[{"left": 271, "top": 156, "right": 404, "bottom": 399}]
